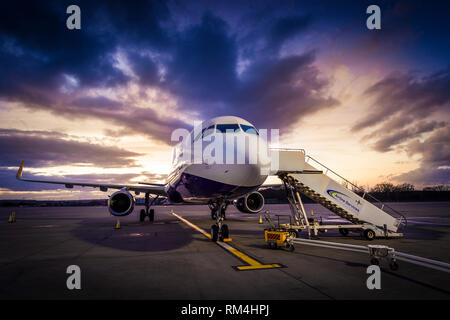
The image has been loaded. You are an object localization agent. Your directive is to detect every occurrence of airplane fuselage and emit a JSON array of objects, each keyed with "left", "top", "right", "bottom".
[{"left": 165, "top": 116, "right": 269, "bottom": 203}]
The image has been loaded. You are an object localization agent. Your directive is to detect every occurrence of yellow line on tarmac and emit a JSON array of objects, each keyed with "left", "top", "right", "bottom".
[
  {"left": 171, "top": 211, "right": 211, "bottom": 239},
  {"left": 236, "top": 264, "right": 282, "bottom": 271},
  {"left": 171, "top": 210, "right": 282, "bottom": 271}
]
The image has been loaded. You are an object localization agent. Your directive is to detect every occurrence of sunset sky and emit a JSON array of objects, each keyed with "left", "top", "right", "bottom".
[{"left": 0, "top": 0, "right": 449, "bottom": 200}]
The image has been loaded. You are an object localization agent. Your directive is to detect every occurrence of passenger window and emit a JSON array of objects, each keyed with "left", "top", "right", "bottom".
[{"left": 203, "top": 125, "right": 215, "bottom": 137}]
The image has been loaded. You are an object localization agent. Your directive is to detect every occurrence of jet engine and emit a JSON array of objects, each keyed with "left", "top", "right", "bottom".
[
  {"left": 108, "top": 190, "right": 135, "bottom": 216},
  {"left": 235, "top": 191, "right": 265, "bottom": 213}
]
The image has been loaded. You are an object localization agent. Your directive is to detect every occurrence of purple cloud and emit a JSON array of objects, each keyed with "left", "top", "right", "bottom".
[{"left": 0, "top": 129, "right": 141, "bottom": 168}]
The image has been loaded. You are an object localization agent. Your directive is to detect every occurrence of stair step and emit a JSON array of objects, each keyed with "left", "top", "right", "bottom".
[{"left": 280, "top": 175, "right": 365, "bottom": 226}]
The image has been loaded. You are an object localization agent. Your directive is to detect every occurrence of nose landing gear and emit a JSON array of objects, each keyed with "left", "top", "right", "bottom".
[
  {"left": 140, "top": 208, "right": 154, "bottom": 222},
  {"left": 209, "top": 201, "right": 228, "bottom": 221},
  {"left": 210, "top": 199, "right": 229, "bottom": 242},
  {"left": 210, "top": 221, "right": 229, "bottom": 242}
]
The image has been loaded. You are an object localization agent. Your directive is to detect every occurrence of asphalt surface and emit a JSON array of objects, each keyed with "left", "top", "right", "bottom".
[{"left": 0, "top": 202, "right": 449, "bottom": 299}]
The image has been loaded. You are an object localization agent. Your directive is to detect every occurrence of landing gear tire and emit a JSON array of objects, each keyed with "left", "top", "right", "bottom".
[
  {"left": 339, "top": 228, "right": 349, "bottom": 236},
  {"left": 149, "top": 209, "right": 155, "bottom": 222},
  {"left": 211, "top": 225, "right": 219, "bottom": 242},
  {"left": 220, "top": 224, "right": 229, "bottom": 240},
  {"left": 389, "top": 260, "right": 399, "bottom": 271},
  {"left": 364, "top": 229, "right": 376, "bottom": 241},
  {"left": 140, "top": 209, "right": 146, "bottom": 222}
]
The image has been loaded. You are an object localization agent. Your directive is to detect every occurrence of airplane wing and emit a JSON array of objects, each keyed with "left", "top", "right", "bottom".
[
  {"left": 275, "top": 169, "right": 323, "bottom": 174},
  {"left": 138, "top": 182, "right": 166, "bottom": 186},
  {"left": 15, "top": 161, "right": 167, "bottom": 196}
]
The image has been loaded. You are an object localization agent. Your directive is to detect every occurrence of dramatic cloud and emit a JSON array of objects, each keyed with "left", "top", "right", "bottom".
[
  {"left": 352, "top": 69, "right": 450, "bottom": 186},
  {"left": 393, "top": 125, "right": 450, "bottom": 185},
  {"left": 0, "top": 0, "right": 181, "bottom": 142},
  {"left": 405, "top": 125, "right": 450, "bottom": 168},
  {"left": 167, "top": 12, "right": 238, "bottom": 103},
  {"left": 237, "top": 9, "right": 312, "bottom": 59},
  {"left": 370, "top": 120, "right": 447, "bottom": 152},
  {"left": 0, "top": 129, "right": 141, "bottom": 167},
  {"left": 0, "top": 1, "right": 338, "bottom": 143},
  {"left": 64, "top": 95, "right": 189, "bottom": 143},
  {"left": 353, "top": 70, "right": 450, "bottom": 133},
  {"left": 268, "top": 15, "right": 311, "bottom": 53},
  {"left": 393, "top": 167, "right": 450, "bottom": 186},
  {"left": 164, "top": 13, "right": 337, "bottom": 129},
  {"left": 226, "top": 52, "right": 337, "bottom": 130}
]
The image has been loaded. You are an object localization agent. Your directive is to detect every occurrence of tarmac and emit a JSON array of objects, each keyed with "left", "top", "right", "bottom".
[{"left": 0, "top": 202, "right": 449, "bottom": 299}]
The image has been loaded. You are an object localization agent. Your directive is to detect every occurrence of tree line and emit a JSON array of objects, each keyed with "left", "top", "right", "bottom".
[{"left": 344, "top": 182, "right": 450, "bottom": 193}]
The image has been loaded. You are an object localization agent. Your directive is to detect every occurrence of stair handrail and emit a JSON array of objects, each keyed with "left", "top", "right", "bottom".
[
  {"left": 305, "top": 155, "right": 407, "bottom": 229},
  {"left": 270, "top": 147, "right": 306, "bottom": 154}
]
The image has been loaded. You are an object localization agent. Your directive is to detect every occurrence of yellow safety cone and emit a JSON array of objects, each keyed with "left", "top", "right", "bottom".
[
  {"left": 115, "top": 218, "right": 121, "bottom": 229},
  {"left": 8, "top": 211, "right": 16, "bottom": 223},
  {"left": 259, "top": 215, "right": 263, "bottom": 224}
]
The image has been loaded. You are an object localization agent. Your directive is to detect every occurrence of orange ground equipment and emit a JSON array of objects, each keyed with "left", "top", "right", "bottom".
[{"left": 264, "top": 229, "right": 295, "bottom": 252}]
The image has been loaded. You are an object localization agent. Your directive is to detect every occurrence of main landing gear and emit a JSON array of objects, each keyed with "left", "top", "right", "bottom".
[
  {"left": 210, "top": 199, "right": 229, "bottom": 242},
  {"left": 140, "top": 193, "right": 158, "bottom": 222}
]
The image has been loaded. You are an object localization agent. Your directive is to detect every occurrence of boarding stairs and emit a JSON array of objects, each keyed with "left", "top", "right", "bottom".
[{"left": 271, "top": 149, "right": 407, "bottom": 238}]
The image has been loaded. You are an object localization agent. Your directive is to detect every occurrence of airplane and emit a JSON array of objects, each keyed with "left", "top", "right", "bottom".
[{"left": 15, "top": 116, "right": 310, "bottom": 241}]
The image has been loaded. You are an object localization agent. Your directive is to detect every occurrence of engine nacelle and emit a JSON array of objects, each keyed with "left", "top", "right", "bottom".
[
  {"left": 236, "top": 191, "right": 265, "bottom": 214},
  {"left": 108, "top": 190, "right": 135, "bottom": 216}
]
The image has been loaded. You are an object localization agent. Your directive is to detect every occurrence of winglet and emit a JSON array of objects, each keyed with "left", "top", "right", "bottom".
[{"left": 16, "top": 160, "right": 24, "bottom": 179}]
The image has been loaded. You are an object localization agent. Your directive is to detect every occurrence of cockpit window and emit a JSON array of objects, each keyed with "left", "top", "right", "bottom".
[
  {"left": 203, "top": 125, "right": 215, "bottom": 137},
  {"left": 240, "top": 124, "right": 259, "bottom": 135},
  {"left": 216, "top": 124, "right": 240, "bottom": 133}
]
